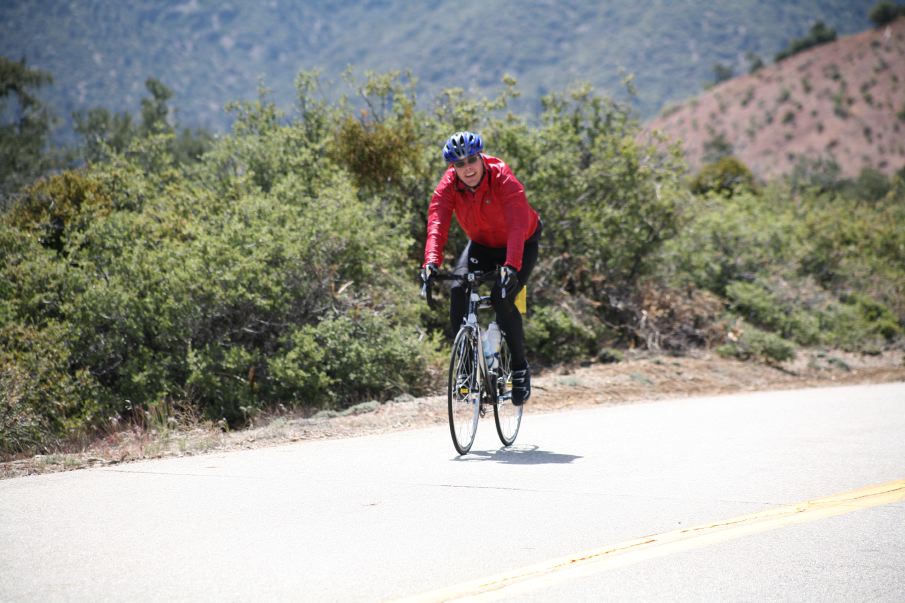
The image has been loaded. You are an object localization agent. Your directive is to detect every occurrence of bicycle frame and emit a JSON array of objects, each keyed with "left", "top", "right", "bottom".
[
  {"left": 463, "top": 273, "right": 495, "bottom": 393},
  {"left": 423, "top": 270, "right": 496, "bottom": 391},
  {"left": 422, "top": 269, "right": 522, "bottom": 454}
]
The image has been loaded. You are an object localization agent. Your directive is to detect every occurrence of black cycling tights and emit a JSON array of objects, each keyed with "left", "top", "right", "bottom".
[{"left": 449, "top": 235, "right": 539, "bottom": 369}]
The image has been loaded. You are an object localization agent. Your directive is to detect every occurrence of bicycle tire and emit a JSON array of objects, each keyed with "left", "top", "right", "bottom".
[
  {"left": 448, "top": 326, "right": 481, "bottom": 454},
  {"left": 493, "top": 336, "right": 522, "bottom": 446}
]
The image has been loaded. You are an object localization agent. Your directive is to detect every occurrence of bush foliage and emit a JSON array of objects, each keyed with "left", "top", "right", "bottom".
[
  {"left": 690, "top": 156, "right": 756, "bottom": 196},
  {"left": 2, "top": 67, "right": 903, "bottom": 456},
  {"left": 775, "top": 21, "right": 838, "bottom": 62},
  {"left": 869, "top": 2, "right": 905, "bottom": 26},
  {"left": 661, "top": 177, "right": 904, "bottom": 356}
]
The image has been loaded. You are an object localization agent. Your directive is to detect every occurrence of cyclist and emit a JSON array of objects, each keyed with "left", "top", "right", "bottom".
[{"left": 421, "top": 131, "right": 542, "bottom": 406}]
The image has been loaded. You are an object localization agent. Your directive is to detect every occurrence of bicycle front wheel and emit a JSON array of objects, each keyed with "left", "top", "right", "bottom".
[
  {"left": 493, "top": 336, "right": 523, "bottom": 446},
  {"left": 448, "top": 327, "right": 481, "bottom": 454}
]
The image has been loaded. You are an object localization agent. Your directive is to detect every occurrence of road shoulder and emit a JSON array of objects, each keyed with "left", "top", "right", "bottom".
[{"left": 3, "top": 349, "right": 903, "bottom": 479}]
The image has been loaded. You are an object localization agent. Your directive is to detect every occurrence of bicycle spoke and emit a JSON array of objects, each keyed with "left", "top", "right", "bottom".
[
  {"left": 448, "top": 328, "right": 481, "bottom": 454},
  {"left": 493, "top": 336, "right": 522, "bottom": 446}
]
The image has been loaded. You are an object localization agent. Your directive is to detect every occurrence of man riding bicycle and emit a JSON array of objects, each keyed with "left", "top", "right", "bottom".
[{"left": 421, "top": 131, "right": 542, "bottom": 406}]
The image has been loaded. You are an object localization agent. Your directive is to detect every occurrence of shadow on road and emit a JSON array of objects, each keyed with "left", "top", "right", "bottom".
[{"left": 454, "top": 445, "right": 581, "bottom": 465}]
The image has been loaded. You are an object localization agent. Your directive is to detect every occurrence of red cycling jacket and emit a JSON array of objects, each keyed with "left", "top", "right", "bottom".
[{"left": 423, "top": 154, "right": 540, "bottom": 271}]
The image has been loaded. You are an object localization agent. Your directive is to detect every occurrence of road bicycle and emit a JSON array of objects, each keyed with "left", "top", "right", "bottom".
[{"left": 421, "top": 269, "right": 523, "bottom": 454}]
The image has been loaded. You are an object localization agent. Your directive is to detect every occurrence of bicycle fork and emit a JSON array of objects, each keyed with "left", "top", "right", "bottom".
[{"left": 464, "top": 306, "right": 492, "bottom": 415}]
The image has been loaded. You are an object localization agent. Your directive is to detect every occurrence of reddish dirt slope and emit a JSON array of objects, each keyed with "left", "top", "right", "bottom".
[{"left": 644, "top": 18, "right": 905, "bottom": 180}]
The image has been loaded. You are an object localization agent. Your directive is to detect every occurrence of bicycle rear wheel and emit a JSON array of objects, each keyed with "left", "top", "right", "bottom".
[
  {"left": 493, "top": 337, "right": 522, "bottom": 446},
  {"left": 448, "top": 327, "right": 481, "bottom": 454}
]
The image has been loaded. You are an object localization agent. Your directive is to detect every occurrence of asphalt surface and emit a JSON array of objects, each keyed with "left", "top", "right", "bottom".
[{"left": 2, "top": 382, "right": 904, "bottom": 601}]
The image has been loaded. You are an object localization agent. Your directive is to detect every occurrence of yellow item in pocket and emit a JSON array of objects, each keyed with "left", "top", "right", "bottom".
[{"left": 515, "top": 286, "right": 527, "bottom": 314}]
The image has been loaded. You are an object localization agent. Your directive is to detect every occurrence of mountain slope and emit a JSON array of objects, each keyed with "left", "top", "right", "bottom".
[
  {"left": 644, "top": 18, "right": 905, "bottom": 179},
  {"left": 0, "top": 0, "right": 879, "bottom": 137}
]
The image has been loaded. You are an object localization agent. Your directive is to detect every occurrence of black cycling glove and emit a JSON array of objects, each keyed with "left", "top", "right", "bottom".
[
  {"left": 421, "top": 262, "right": 439, "bottom": 284},
  {"left": 499, "top": 265, "right": 519, "bottom": 299}
]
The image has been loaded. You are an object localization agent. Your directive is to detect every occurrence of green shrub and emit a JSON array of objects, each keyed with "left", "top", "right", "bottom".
[
  {"left": 702, "top": 133, "right": 734, "bottom": 163},
  {"left": 526, "top": 82, "right": 687, "bottom": 296},
  {"left": 716, "top": 324, "right": 796, "bottom": 363},
  {"left": 525, "top": 305, "right": 598, "bottom": 365},
  {"left": 775, "top": 21, "right": 837, "bottom": 62},
  {"left": 853, "top": 167, "right": 892, "bottom": 202},
  {"left": 819, "top": 294, "right": 903, "bottom": 351},
  {"left": 330, "top": 72, "right": 421, "bottom": 193},
  {"left": 0, "top": 76, "right": 434, "bottom": 448},
  {"left": 690, "top": 156, "right": 756, "bottom": 196},
  {"left": 725, "top": 280, "right": 820, "bottom": 345},
  {"left": 664, "top": 178, "right": 904, "bottom": 357},
  {"left": 334, "top": 114, "right": 417, "bottom": 190},
  {"left": 789, "top": 157, "right": 844, "bottom": 194},
  {"left": 0, "top": 57, "right": 55, "bottom": 201},
  {"left": 0, "top": 322, "right": 105, "bottom": 454},
  {"left": 713, "top": 63, "right": 733, "bottom": 85},
  {"left": 869, "top": 1, "right": 905, "bottom": 26},
  {"left": 799, "top": 189, "right": 905, "bottom": 319},
  {"left": 1, "top": 363, "right": 51, "bottom": 454},
  {"left": 7, "top": 171, "right": 116, "bottom": 253},
  {"left": 269, "top": 313, "right": 428, "bottom": 410},
  {"left": 596, "top": 348, "right": 624, "bottom": 363},
  {"left": 661, "top": 188, "right": 802, "bottom": 295},
  {"left": 60, "top": 175, "right": 422, "bottom": 426}
]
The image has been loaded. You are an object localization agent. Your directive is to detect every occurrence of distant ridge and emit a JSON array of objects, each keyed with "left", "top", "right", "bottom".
[
  {"left": 0, "top": 0, "right": 878, "bottom": 141},
  {"left": 644, "top": 18, "right": 905, "bottom": 179}
]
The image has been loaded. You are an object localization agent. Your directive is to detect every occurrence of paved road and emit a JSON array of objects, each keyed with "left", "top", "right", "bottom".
[{"left": 2, "top": 382, "right": 904, "bottom": 601}]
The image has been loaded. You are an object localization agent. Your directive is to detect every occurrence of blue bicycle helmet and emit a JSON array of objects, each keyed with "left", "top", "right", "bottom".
[{"left": 442, "top": 131, "right": 484, "bottom": 163}]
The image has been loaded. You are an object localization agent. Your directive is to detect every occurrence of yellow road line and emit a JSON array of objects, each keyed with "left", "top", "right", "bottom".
[{"left": 396, "top": 479, "right": 905, "bottom": 602}]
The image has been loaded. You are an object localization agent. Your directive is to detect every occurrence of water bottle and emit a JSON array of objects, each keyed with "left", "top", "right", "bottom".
[{"left": 484, "top": 322, "right": 502, "bottom": 370}]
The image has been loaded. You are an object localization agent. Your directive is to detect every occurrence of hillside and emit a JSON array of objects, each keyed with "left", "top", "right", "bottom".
[
  {"left": 4, "top": 15, "right": 904, "bottom": 462},
  {"left": 0, "top": 0, "right": 879, "bottom": 139},
  {"left": 645, "top": 18, "right": 905, "bottom": 179}
]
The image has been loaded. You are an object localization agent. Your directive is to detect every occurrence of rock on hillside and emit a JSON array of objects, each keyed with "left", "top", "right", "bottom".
[{"left": 644, "top": 18, "right": 905, "bottom": 180}]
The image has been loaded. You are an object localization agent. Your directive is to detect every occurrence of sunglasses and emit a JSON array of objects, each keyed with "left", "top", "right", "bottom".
[{"left": 452, "top": 155, "right": 481, "bottom": 169}]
